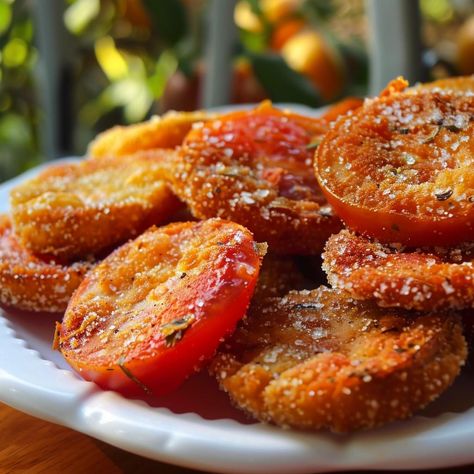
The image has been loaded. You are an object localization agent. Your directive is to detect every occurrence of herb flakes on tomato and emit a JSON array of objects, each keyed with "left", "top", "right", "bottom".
[
  {"left": 315, "top": 80, "right": 474, "bottom": 246},
  {"left": 59, "top": 219, "right": 264, "bottom": 397}
]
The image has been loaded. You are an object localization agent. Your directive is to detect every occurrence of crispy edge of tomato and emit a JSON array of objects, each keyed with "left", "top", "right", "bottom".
[
  {"left": 314, "top": 77, "right": 474, "bottom": 247},
  {"left": 318, "top": 181, "right": 474, "bottom": 246},
  {"left": 60, "top": 222, "right": 265, "bottom": 397},
  {"left": 184, "top": 100, "right": 328, "bottom": 141},
  {"left": 318, "top": 97, "right": 364, "bottom": 123},
  {"left": 315, "top": 124, "right": 474, "bottom": 247}
]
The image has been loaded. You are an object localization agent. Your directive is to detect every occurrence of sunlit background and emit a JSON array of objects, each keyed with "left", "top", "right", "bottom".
[{"left": 0, "top": 0, "right": 473, "bottom": 181}]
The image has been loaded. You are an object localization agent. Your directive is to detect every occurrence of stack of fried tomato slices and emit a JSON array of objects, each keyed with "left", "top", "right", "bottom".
[
  {"left": 2, "top": 77, "right": 472, "bottom": 433},
  {"left": 319, "top": 76, "right": 474, "bottom": 311},
  {"left": 211, "top": 78, "right": 471, "bottom": 432}
]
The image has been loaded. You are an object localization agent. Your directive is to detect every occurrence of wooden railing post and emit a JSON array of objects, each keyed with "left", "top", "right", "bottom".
[
  {"left": 367, "top": 0, "right": 424, "bottom": 94},
  {"left": 33, "top": 0, "right": 74, "bottom": 159},
  {"left": 201, "top": 0, "right": 237, "bottom": 108}
]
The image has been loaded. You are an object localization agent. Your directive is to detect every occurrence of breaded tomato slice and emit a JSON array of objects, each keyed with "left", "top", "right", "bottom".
[
  {"left": 317, "top": 97, "right": 363, "bottom": 124},
  {"left": 59, "top": 219, "right": 264, "bottom": 397},
  {"left": 323, "top": 229, "right": 474, "bottom": 311},
  {"left": 10, "top": 152, "right": 181, "bottom": 260},
  {"left": 316, "top": 78, "right": 474, "bottom": 247},
  {"left": 211, "top": 287, "right": 466, "bottom": 432},
  {"left": 412, "top": 75, "right": 474, "bottom": 93},
  {"left": 88, "top": 110, "right": 215, "bottom": 159},
  {"left": 0, "top": 215, "right": 94, "bottom": 312},
  {"left": 167, "top": 101, "right": 343, "bottom": 255}
]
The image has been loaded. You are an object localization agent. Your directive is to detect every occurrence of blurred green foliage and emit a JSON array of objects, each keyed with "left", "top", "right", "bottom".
[
  {"left": 0, "top": 0, "right": 40, "bottom": 181},
  {"left": 0, "top": 0, "right": 468, "bottom": 183},
  {"left": 249, "top": 52, "right": 321, "bottom": 105},
  {"left": 1, "top": 0, "right": 367, "bottom": 182},
  {"left": 0, "top": 0, "right": 197, "bottom": 181},
  {"left": 69, "top": 0, "right": 193, "bottom": 153}
]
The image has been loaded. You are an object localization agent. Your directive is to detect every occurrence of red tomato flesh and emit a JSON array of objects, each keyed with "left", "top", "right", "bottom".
[
  {"left": 316, "top": 85, "right": 474, "bottom": 246},
  {"left": 59, "top": 219, "right": 264, "bottom": 397}
]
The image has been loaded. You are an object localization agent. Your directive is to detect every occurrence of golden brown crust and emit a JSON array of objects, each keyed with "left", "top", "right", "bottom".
[
  {"left": 323, "top": 229, "right": 474, "bottom": 311},
  {"left": 210, "top": 287, "right": 466, "bottom": 432},
  {"left": 317, "top": 97, "right": 363, "bottom": 123},
  {"left": 59, "top": 219, "right": 263, "bottom": 396},
  {"left": 167, "top": 102, "right": 342, "bottom": 255},
  {"left": 412, "top": 75, "right": 474, "bottom": 93},
  {"left": 315, "top": 79, "right": 474, "bottom": 246},
  {"left": 88, "top": 110, "right": 215, "bottom": 159},
  {"left": 0, "top": 215, "right": 94, "bottom": 312},
  {"left": 10, "top": 152, "right": 181, "bottom": 260}
]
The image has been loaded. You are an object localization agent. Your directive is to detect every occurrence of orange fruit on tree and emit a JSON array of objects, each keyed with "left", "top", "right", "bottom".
[
  {"left": 270, "top": 18, "right": 306, "bottom": 50},
  {"left": 281, "top": 29, "right": 344, "bottom": 101},
  {"left": 261, "top": 0, "right": 303, "bottom": 24},
  {"left": 232, "top": 58, "right": 267, "bottom": 103}
]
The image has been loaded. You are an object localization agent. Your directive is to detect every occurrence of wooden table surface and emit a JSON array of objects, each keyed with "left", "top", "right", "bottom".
[{"left": 1, "top": 402, "right": 474, "bottom": 474}]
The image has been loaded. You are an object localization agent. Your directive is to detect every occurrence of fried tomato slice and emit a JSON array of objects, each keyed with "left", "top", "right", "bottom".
[
  {"left": 323, "top": 229, "right": 474, "bottom": 311},
  {"left": 210, "top": 287, "right": 466, "bottom": 432},
  {"left": 59, "top": 219, "right": 264, "bottom": 397},
  {"left": 412, "top": 75, "right": 474, "bottom": 93},
  {"left": 316, "top": 78, "right": 474, "bottom": 246},
  {"left": 10, "top": 152, "right": 181, "bottom": 260},
  {"left": 167, "top": 101, "right": 343, "bottom": 255},
  {"left": 0, "top": 215, "right": 94, "bottom": 312},
  {"left": 317, "top": 97, "right": 363, "bottom": 124},
  {"left": 88, "top": 110, "right": 215, "bottom": 159}
]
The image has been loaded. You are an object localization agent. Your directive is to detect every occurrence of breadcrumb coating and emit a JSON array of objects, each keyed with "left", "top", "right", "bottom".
[
  {"left": 316, "top": 78, "right": 474, "bottom": 246},
  {"left": 0, "top": 215, "right": 94, "bottom": 312},
  {"left": 88, "top": 110, "right": 215, "bottom": 158},
  {"left": 10, "top": 152, "right": 181, "bottom": 260},
  {"left": 253, "top": 254, "right": 307, "bottom": 300},
  {"left": 323, "top": 229, "right": 474, "bottom": 311},
  {"left": 211, "top": 287, "right": 466, "bottom": 432},
  {"left": 60, "top": 219, "right": 263, "bottom": 396},
  {"left": 167, "top": 101, "right": 343, "bottom": 255}
]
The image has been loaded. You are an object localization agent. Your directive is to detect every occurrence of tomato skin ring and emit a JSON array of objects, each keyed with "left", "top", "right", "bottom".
[
  {"left": 59, "top": 219, "right": 264, "bottom": 397},
  {"left": 315, "top": 86, "right": 474, "bottom": 247},
  {"left": 319, "top": 176, "right": 474, "bottom": 247},
  {"left": 318, "top": 97, "right": 363, "bottom": 123}
]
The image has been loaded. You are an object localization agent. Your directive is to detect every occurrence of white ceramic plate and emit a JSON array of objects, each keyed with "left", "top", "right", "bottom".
[{"left": 1, "top": 110, "right": 474, "bottom": 473}]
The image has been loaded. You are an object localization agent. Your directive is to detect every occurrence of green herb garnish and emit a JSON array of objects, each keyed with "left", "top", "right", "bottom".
[
  {"left": 306, "top": 139, "right": 321, "bottom": 150},
  {"left": 160, "top": 314, "right": 195, "bottom": 347},
  {"left": 421, "top": 126, "right": 440, "bottom": 143},
  {"left": 118, "top": 358, "right": 152, "bottom": 395}
]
